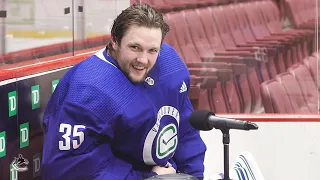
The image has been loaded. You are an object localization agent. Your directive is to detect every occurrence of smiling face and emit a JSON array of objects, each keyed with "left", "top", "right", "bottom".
[{"left": 111, "top": 25, "right": 162, "bottom": 83}]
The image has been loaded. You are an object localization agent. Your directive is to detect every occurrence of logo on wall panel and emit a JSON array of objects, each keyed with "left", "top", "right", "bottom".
[
  {"left": 10, "top": 154, "right": 29, "bottom": 180},
  {"left": 0, "top": 131, "right": 6, "bottom": 158},
  {"left": 8, "top": 91, "right": 17, "bottom": 117},
  {"left": 20, "top": 122, "right": 29, "bottom": 148},
  {"left": 31, "top": 85, "right": 40, "bottom": 110},
  {"left": 33, "top": 153, "right": 42, "bottom": 178},
  {"left": 52, "top": 79, "right": 59, "bottom": 93}
]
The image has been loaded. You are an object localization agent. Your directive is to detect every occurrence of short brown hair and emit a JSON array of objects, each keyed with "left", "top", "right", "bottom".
[{"left": 107, "top": 3, "right": 170, "bottom": 49}]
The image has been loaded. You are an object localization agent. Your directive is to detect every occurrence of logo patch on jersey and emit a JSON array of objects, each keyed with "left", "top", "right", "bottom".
[
  {"left": 179, "top": 81, "right": 187, "bottom": 93},
  {"left": 156, "top": 124, "right": 178, "bottom": 159},
  {"left": 143, "top": 106, "right": 180, "bottom": 165},
  {"left": 145, "top": 77, "right": 154, "bottom": 86}
]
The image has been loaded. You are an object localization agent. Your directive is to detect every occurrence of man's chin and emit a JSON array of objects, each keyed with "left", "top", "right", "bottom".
[{"left": 128, "top": 75, "right": 147, "bottom": 84}]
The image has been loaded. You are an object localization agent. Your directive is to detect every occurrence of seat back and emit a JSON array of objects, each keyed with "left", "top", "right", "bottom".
[
  {"left": 284, "top": 0, "right": 303, "bottom": 28},
  {"left": 163, "top": 14, "right": 185, "bottom": 61},
  {"left": 260, "top": 79, "right": 294, "bottom": 113},
  {"left": 210, "top": 6, "right": 237, "bottom": 49},
  {"left": 276, "top": 72, "right": 311, "bottom": 113},
  {"left": 288, "top": 63, "right": 318, "bottom": 112},
  {"left": 242, "top": 2, "right": 271, "bottom": 40},
  {"left": 232, "top": 3, "right": 258, "bottom": 43},
  {"left": 181, "top": 10, "right": 215, "bottom": 57},
  {"left": 222, "top": 4, "right": 248, "bottom": 46},
  {"left": 196, "top": 7, "right": 226, "bottom": 51},
  {"left": 258, "top": 1, "right": 283, "bottom": 34},
  {"left": 164, "top": 12, "right": 200, "bottom": 64},
  {"left": 303, "top": 56, "right": 319, "bottom": 90}
]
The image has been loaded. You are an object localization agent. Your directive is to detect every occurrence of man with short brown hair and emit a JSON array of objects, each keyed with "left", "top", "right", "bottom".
[{"left": 41, "top": 3, "right": 206, "bottom": 179}]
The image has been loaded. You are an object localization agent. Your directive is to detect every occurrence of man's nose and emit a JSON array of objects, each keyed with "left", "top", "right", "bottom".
[{"left": 137, "top": 51, "right": 148, "bottom": 64}]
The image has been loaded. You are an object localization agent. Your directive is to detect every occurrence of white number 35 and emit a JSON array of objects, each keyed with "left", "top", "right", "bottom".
[{"left": 59, "top": 123, "right": 86, "bottom": 150}]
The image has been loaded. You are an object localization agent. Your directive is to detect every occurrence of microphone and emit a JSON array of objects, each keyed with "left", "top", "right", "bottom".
[{"left": 189, "top": 110, "right": 258, "bottom": 131}]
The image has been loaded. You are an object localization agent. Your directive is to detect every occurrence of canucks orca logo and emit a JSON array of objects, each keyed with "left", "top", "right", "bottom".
[
  {"left": 10, "top": 154, "right": 29, "bottom": 180},
  {"left": 11, "top": 154, "right": 29, "bottom": 172},
  {"left": 143, "top": 106, "right": 180, "bottom": 165}
]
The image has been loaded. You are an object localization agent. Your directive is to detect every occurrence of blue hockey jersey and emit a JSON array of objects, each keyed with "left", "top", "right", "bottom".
[{"left": 41, "top": 42, "right": 207, "bottom": 180}]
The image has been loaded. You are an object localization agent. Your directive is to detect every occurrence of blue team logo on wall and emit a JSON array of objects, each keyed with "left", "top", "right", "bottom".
[{"left": 143, "top": 106, "right": 180, "bottom": 165}]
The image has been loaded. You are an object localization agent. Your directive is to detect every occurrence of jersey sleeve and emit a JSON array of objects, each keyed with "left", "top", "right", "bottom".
[
  {"left": 173, "top": 76, "right": 207, "bottom": 179},
  {"left": 41, "top": 85, "right": 156, "bottom": 180}
]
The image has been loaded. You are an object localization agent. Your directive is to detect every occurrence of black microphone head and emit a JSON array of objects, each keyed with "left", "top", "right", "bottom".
[{"left": 189, "top": 110, "right": 215, "bottom": 131}]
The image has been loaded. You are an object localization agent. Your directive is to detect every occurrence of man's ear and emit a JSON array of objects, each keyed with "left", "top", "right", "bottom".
[{"left": 111, "top": 38, "right": 118, "bottom": 50}]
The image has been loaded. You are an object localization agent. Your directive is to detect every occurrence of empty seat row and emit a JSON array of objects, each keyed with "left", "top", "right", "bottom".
[
  {"left": 131, "top": 0, "right": 232, "bottom": 13},
  {"left": 261, "top": 55, "right": 319, "bottom": 113},
  {"left": 162, "top": 0, "right": 314, "bottom": 113},
  {"left": 164, "top": 6, "right": 262, "bottom": 113},
  {"left": 285, "top": 0, "right": 320, "bottom": 29},
  {"left": 131, "top": 0, "right": 290, "bottom": 23}
]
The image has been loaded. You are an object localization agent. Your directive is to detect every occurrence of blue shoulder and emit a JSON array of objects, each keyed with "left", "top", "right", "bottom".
[
  {"left": 48, "top": 54, "right": 138, "bottom": 121},
  {"left": 156, "top": 42, "right": 191, "bottom": 89},
  {"left": 157, "top": 42, "right": 189, "bottom": 78}
]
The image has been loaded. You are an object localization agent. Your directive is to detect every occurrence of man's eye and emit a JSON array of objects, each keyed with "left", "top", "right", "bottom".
[
  {"left": 131, "top": 46, "right": 138, "bottom": 50},
  {"left": 151, "top": 49, "right": 158, "bottom": 53}
]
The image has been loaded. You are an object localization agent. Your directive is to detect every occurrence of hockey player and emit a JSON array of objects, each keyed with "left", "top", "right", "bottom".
[{"left": 41, "top": 3, "right": 206, "bottom": 180}]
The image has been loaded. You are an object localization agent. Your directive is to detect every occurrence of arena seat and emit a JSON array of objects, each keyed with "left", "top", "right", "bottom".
[
  {"left": 164, "top": 11, "right": 247, "bottom": 75},
  {"left": 139, "top": 0, "right": 221, "bottom": 13},
  {"left": 285, "top": 0, "right": 320, "bottom": 29},
  {"left": 192, "top": 7, "right": 258, "bottom": 112},
  {"left": 222, "top": 4, "right": 278, "bottom": 80},
  {"left": 251, "top": 1, "right": 311, "bottom": 63},
  {"left": 232, "top": 2, "right": 288, "bottom": 75},
  {"left": 208, "top": 7, "right": 262, "bottom": 64},
  {"left": 207, "top": 64, "right": 243, "bottom": 113},
  {"left": 303, "top": 56, "right": 319, "bottom": 91},
  {"left": 288, "top": 63, "right": 318, "bottom": 112},
  {"left": 208, "top": 5, "right": 272, "bottom": 87},
  {"left": 192, "top": 7, "right": 264, "bottom": 112},
  {"left": 276, "top": 72, "right": 311, "bottom": 113},
  {"left": 165, "top": 10, "right": 260, "bottom": 113},
  {"left": 165, "top": 13, "right": 223, "bottom": 111},
  {"left": 260, "top": 78, "right": 294, "bottom": 113},
  {"left": 165, "top": 12, "right": 225, "bottom": 66},
  {"left": 242, "top": 2, "right": 302, "bottom": 68},
  {"left": 148, "top": 0, "right": 175, "bottom": 13},
  {"left": 302, "top": 0, "right": 320, "bottom": 26},
  {"left": 258, "top": 1, "right": 313, "bottom": 57},
  {"left": 164, "top": 13, "right": 229, "bottom": 81}
]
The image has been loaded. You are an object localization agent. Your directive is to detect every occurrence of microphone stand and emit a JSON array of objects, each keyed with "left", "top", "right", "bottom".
[
  {"left": 221, "top": 128, "right": 230, "bottom": 180},
  {"left": 218, "top": 122, "right": 258, "bottom": 180}
]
